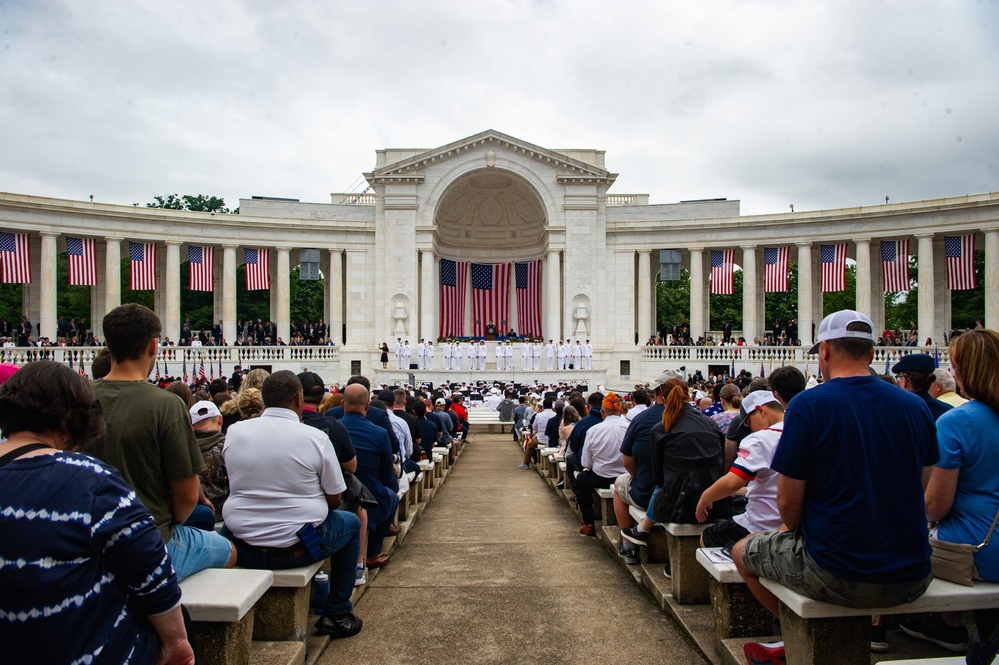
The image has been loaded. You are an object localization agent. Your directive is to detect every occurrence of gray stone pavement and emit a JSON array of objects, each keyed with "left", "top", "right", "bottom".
[{"left": 320, "top": 433, "right": 705, "bottom": 665}]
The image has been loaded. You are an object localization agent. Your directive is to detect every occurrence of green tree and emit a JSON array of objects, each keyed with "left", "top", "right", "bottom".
[
  {"left": 885, "top": 256, "right": 919, "bottom": 331},
  {"left": 656, "top": 267, "right": 690, "bottom": 331},
  {"left": 822, "top": 264, "right": 857, "bottom": 315},
  {"left": 146, "top": 194, "right": 233, "bottom": 214},
  {"left": 56, "top": 253, "right": 92, "bottom": 329},
  {"left": 950, "top": 249, "right": 985, "bottom": 328},
  {"left": 236, "top": 265, "right": 270, "bottom": 325},
  {"left": 289, "top": 266, "right": 324, "bottom": 325},
  {"left": 764, "top": 262, "right": 800, "bottom": 333},
  {"left": 0, "top": 283, "right": 23, "bottom": 324},
  {"left": 120, "top": 257, "right": 154, "bottom": 310},
  {"left": 709, "top": 269, "right": 744, "bottom": 332}
]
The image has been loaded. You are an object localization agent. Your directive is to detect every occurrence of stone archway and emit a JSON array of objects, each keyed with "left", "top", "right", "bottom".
[{"left": 433, "top": 169, "right": 548, "bottom": 261}]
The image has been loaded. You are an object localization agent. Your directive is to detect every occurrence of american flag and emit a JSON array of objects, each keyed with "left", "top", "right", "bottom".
[
  {"left": 945, "top": 234, "right": 976, "bottom": 290},
  {"left": 471, "top": 263, "right": 511, "bottom": 337},
  {"left": 67, "top": 237, "right": 96, "bottom": 286},
  {"left": 189, "top": 245, "right": 215, "bottom": 291},
  {"left": 0, "top": 232, "right": 31, "bottom": 284},
  {"left": 183, "top": 355, "right": 189, "bottom": 383},
  {"left": 129, "top": 242, "right": 157, "bottom": 290},
  {"left": 881, "top": 240, "right": 910, "bottom": 292},
  {"left": 515, "top": 260, "right": 542, "bottom": 338},
  {"left": 820, "top": 243, "right": 847, "bottom": 292},
  {"left": 763, "top": 247, "right": 789, "bottom": 292},
  {"left": 199, "top": 357, "right": 206, "bottom": 382},
  {"left": 709, "top": 249, "right": 734, "bottom": 295},
  {"left": 245, "top": 248, "right": 270, "bottom": 290},
  {"left": 439, "top": 258, "right": 468, "bottom": 338}
]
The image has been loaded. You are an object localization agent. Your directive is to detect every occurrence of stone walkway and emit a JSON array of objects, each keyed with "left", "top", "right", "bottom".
[{"left": 320, "top": 432, "right": 705, "bottom": 664}]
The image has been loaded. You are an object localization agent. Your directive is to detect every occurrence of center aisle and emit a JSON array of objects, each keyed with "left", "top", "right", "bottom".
[{"left": 321, "top": 432, "right": 705, "bottom": 664}]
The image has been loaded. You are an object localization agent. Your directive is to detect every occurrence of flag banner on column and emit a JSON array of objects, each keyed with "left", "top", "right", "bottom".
[
  {"left": 199, "top": 358, "right": 206, "bottom": 382},
  {"left": 709, "top": 249, "right": 734, "bottom": 295},
  {"left": 763, "top": 247, "right": 789, "bottom": 292},
  {"left": 881, "top": 240, "right": 910, "bottom": 292},
  {"left": 244, "top": 248, "right": 270, "bottom": 290},
  {"left": 515, "top": 260, "right": 542, "bottom": 338},
  {"left": 67, "top": 237, "right": 96, "bottom": 286},
  {"left": 129, "top": 241, "right": 157, "bottom": 291},
  {"left": 0, "top": 232, "right": 31, "bottom": 284},
  {"left": 820, "top": 243, "right": 847, "bottom": 292},
  {"left": 471, "top": 263, "right": 511, "bottom": 337},
  {"left": 439, "top": 258, "right": 468, "bottom": 338},
  {"left": 188, "top": 245, "right": 215, "bottom": 291},
  {"left": 945, "top": 234, "right": 976, "bottom": 290}
]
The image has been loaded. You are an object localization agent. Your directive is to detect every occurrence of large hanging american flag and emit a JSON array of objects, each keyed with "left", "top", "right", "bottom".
[
  {"left": 67, "top": 237, "right": 96, "bottom": 286},
  {"left": 0, "top": 232, "right": 31, "bottom": 284},
  {"left": 471, "top": 263, "right": 511, "bottom": 337},
  {"left": 515, "top": 260, "right": 542, "bottom": 338},
  {"left": 709, "top": 249, "right": 734, "bottom": 295},
  {"left": 189, "top": 245, "right": 215, "bottom": 291},
  {"left": 820, "top": 243, "right": 847, "bottom": 292},
  {"left": 129, "top": 242, "right": 157, "bottom": 290},
  {"left": 763, "top": 247, "right": 789, "bottom": 292},
  {"left": 439, "top": 259, "right": 468, "bottom": 338},
  {"left": 945, "top": 234, "right": 976, "bottom": 290},
  {"left": 245, "top": 248, "right": 270, "bottom": 290},
  {"left": 881, "top": 240, "right": 910, "bottom": 292}
]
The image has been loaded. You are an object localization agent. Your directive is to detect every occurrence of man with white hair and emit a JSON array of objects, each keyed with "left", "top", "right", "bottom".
[{"left": 929, "top": 368, "right": 967, "bottom": 408}]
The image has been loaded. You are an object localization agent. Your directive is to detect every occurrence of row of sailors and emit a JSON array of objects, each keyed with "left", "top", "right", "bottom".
[{"left": 394, "top": 339, "right": 594, "bottom": 371}]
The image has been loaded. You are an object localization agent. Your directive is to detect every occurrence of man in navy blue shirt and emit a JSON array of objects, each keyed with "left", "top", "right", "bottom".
[
  {"left": 565, "top": 392, "right": 603, "bottom": 493},
  {"left": 327, "top": 376, "right": 401, "bottom": 457},
  {"left": 734, "top": 311, "right": 937, "bottom": 624}
]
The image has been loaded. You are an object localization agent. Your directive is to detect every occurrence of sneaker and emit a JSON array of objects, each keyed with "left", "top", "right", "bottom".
[
  {"left": 555, "top": 480, "right": 564, "bottom": 489},
  {"left": 663, "top": 561, "right": 672, "bottom": 579},
  {"left": 578, "top": 523, "right": 596, "bottom": 537},
  {"left": 518, "top": 463, "right": 530, "bottom": 469},
  {"left": 354, "top": 564, "right": 366, "bottom": 587},
  {"left": 619, "top": 544, "right": 640, "bottom": 565},
  {"left": 620, "top": 526, "right": 649, "bottom": 546},
  {"left": 315, "top": 612, "right": 363, "bottom": 638},
  {"left": 899, "top": 613, "right": 970, "bottom": 653},
  {"left": 870, "top": 623, "right": 889, "bottom": 653},
  {"left": 743, "top": 640, "right": 785, "bottom": 664}
]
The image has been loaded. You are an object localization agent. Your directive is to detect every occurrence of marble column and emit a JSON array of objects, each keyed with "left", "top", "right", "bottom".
[
  {"left": 933, "top": 237, "right": 950, "bottom": 345},
  {"left": 689, "top": 248, "right": 704, "bottom": 340},
  {"left": 546, "top": 250, "right": 561, "bottom": 341},
  {"left": 917, "top": 233, "right": 935, "bottom": 344},
  {"left": 164, "top": 241, "right": 181, "bottom": 343},
  {"left": 855, "top": 239, "right": 872, "bottom": 318},
  {"left": 797, "top": 242, "right": 813, "bottom": 347},
  {"left": 275, "top": 248, "right": 290, "bottom": 344},
  {"left": 420, "top": 249, "right": 435, "bottom": 341},
  {"left": 637, "top": 250, "right": 652, "bottom": 342},
  {"left": 104, "top": 237, "right": 122, "bottom": 316},
  {"left": 987, "top": 231, "right": 999, "bottom": 331},
  {"left": 39, "top": 232, "right": 58, "bottom": 341},
  {"left": 327, "top": 249, "right": 343, "bottom": 345},
  {"left": 741, "top": 246, "right": 757, "bottom": 343},
  {"left": 222, "top": 245, "right": 237, "bottom": 345}
]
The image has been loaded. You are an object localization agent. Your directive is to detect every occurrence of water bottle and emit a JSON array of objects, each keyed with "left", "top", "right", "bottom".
[{"left": 311, "top": 571, "right": 329, "bottom": 614}]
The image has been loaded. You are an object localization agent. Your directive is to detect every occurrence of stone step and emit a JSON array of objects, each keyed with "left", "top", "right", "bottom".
[{"left": 250, "top": 641, "right": 305, "bottom": 665}]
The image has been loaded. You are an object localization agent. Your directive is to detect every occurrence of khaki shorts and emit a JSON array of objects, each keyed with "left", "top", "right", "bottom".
[
  {"left": 742, "top": 529, "right": 932, "bottom": 609},
  {"left": 614, "top": 474, "right": 643, "bottom": 509}
]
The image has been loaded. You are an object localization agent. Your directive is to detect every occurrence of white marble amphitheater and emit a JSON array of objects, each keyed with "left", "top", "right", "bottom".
[{"left": 3, "top": 129, "right": 998, "bottom": 385}]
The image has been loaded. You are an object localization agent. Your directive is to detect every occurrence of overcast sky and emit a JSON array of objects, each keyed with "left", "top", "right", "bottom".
[{"left": 2, "top": 0, "right": 997, "bottom": 216}]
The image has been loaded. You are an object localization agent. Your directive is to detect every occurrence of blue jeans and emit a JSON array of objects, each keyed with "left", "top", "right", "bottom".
[
  {"left": 646, "top": 486, "right": 660, "bottom": 522},
  {"left": 221, "top": 510, "right": 361, "bottom": 616},
  {"left": 167, "top": 524, "right": 235, "bottom": 582},
  {"left": 183, "top": 504, "right": 217, "bottom": 531}
]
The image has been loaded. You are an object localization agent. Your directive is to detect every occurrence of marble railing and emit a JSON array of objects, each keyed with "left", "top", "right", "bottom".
[
  {"left": 0, "top": 345, "right": 340, "bottom": 367},
  {"left": 640, "top": 345, "right": 950, "bottom": 367}
]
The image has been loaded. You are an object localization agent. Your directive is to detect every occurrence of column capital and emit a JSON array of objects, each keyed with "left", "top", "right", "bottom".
[
  {"left": 914, "top": 232, "right": 936, "bottom": 240},
  {"left": 105, "top": 235, "right": 124, "bottom": 242},
  {"left": 688, "top": 247, "right": 704, "bottom": 253},
  {"left": 638, "top": 248, "right": 652, "bottom": 255},
  {"left": 741, "top": 244, "right": 757, "bottom": 251},
  {"left": 854, "top": 238, "right": 872, "bottom": 245},
  {"left": 221, "top": 243, "right": 238, "bottom": 249},
  {"left": 40, "top": 230, "right": 60, "bottom": 238},
  {"left": 165, "top": 240, "right": 183, "bottom": 247},
  {"left": 795, "top": 241, "right": 812, "bottom": 248}
]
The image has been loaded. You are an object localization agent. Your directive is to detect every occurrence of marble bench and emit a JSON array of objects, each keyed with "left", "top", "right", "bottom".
[
  {"left": 759, "top": 576, "right": 999, "bottom": 665},
  {"left": 180, "top": 568, "right": 273, "bottom": 665},
  {"left": 696, "top": 548, "right": 775, "bottom": 646},
  {"left": 249, "top": 561, "right": 324, "bottom": 643},
  {"left": 596, "top": 487, "right": 616, "bottom": 526},
  {"left": 625, "top": 504, "right": 710, "bottom": 603}
]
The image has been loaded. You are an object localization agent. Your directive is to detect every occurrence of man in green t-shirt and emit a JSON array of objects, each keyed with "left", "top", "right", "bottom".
[{"left": 87, "top": 304, "right": 235, "bottom": 581}]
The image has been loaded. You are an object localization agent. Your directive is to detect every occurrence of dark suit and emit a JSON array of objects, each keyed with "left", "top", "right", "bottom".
[
  {"left": 339, "top": 413, "right": 399, "bottom": 559},
  {"left": 329, "top": 403, "right": 401, "bottom": 458}
]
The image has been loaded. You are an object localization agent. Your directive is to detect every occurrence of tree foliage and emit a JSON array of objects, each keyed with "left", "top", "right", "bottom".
[{"left": 146, "top": 194, "right": 234, "bottom": 214}]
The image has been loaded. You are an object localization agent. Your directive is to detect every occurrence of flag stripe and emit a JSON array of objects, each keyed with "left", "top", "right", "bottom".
[
  {"left": 945, "top": 234, "right": 976, "bottom": 290},
  {"left": 129, "top": 242, "right": 157, "bottom": 290},
  {"left": 471, "top": 263, "right": 511, "bottom": 337},
  {"left": 188, "top": 245, "right": 215, "bottom": 291},
  {"left": 439, "top": 259, "right": 468, "bottom": 338},
  {"left": 244, "top": 248, "right": 270, "bottom": 290},
  {"left": 820, "top": 243, "right": 848, "bottom": 292},
  {"left": 0, "top": 232, "right": 31, "bottom": 284},
  {"left": 763, "top": 247, "right": 789, "bottom": 292},
  {"left": 67, "top": 237, "right": 97, "bottom": 286},
  {"left": 515, "top": 260, "right": 542, "bottom": 338},
  {"left": 709, "top": 249, "right": 734, "bottom": 295},
  {"left": 882, "top": 239, "right": 910, "bottom": 292}
]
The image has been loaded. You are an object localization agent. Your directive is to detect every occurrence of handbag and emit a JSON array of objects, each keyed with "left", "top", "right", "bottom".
[{"left": 929, "top": 505, "right": 999, "bottom": 586}]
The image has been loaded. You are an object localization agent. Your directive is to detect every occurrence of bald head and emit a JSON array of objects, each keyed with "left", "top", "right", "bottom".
[{"left": 343, "top": 383, "right": 370, "bottom": 414}]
